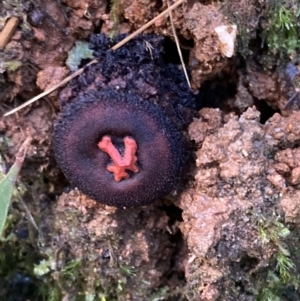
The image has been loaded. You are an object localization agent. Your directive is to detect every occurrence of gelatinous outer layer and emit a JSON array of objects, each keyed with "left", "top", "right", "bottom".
[{"left": 53, "top": 89, "right": 186, "bottom": 207}]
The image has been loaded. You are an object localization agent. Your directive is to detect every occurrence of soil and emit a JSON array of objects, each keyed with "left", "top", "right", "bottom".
[{"left": 0, "top": 0, "right": 300, "bottom": 301}]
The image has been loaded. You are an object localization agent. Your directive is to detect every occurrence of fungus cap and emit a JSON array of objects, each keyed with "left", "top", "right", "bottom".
[{"left": 53, "top": 89, "right": 186, "bottom": 207}]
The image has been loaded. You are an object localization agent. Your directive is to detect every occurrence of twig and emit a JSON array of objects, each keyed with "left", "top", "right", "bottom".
[
  {"left": 283, "top": 90, "right": 299, "bottom": 109},
  {"left": 167, "top": 0, "right": 190, "bottom": 88},
  {"left": 4, "top": 59, "right": 97, "bottom": 117},
  {"left": 4, "top": 0, "right": 186, "bottom": 117},
  {"left": 15, "top": 137, "right": 32, "bottom": 163},
  {"left": 110, "top": 0, "right": 185, "bottom": 50},
  {"left": 0, "top": 16, "right": 19, "bottom": 49},
  {"left": 19, "top": 197, "right": 39, "bottom": 232}
]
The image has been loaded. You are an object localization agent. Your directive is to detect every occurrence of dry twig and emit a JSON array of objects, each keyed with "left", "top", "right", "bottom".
[
  {"left": 4, "top": 59, "right": 98, "bottom": 117},
  {"left": 167, "top": 0, "right": 190, "bottom": 88},
  {"left": 0, "top": 16, "right": 19, "bottom": 49},
  {"left": 4, "top": 0, "right": 186, "bottom": 117}
]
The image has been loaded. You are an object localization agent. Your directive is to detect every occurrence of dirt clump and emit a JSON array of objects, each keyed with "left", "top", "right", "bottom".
[
  {"left": 45, "top": 190, "right": 183, "bottom": 300},
  {"left": 177, "top": 107, "right": 300, "bottom": 299}
]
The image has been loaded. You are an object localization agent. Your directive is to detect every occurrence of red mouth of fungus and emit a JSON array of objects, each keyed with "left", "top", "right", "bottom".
[{"left": 98, "top": 136, "right": 139, "bottom": 182}]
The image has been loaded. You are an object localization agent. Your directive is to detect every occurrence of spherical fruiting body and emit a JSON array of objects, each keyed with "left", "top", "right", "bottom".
[
  {"left": 53, "top": 89, "right": 186, "bottom": 207},
  {"left": 54, "top": 34, "right": 196, "bottom": 207}
]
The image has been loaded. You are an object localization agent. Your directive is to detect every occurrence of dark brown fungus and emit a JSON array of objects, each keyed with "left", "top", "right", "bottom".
[
  {"left": 54, "top": 89, "right": 186, "bottom": 207},
  {"left": 53, "top": 34, "right": 196, "bottom": 207}
]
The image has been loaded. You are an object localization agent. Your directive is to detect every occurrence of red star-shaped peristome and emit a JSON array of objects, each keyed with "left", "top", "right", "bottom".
[{"left": 98, "top": 136, "right": 139, "bottom": 182}]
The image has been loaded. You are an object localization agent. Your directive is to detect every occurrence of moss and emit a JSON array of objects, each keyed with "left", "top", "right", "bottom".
[
  {"left": 258, "top": 287, "right": 281, "bottom": 301},
  {"left": 265, "top": 0, "right": 300, "bottom": 56},
  {"left": 221, "top": 0, "right": 300, "bottom": 59},
  {"left": 2, "top": 60, "right": 22, "bottom": 72},
  {"left": 276, "top": 253, "right": 296, "bottom": 283},
  {"left": 255, "top": 212, "right": 298, "bottom": 300},
  {"left": 109, "top": 0, "right": 122, "bottom": 39}
]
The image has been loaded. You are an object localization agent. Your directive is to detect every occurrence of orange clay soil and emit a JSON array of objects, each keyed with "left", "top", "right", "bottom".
[{"left": 98, "top": 135, "right": 139, "bottom": 181}]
